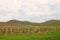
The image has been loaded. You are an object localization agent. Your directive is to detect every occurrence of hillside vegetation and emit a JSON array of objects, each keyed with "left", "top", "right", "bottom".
[
  {"left": 0, "top": 20, "right": 60, "bottom": 35},
  {"left": 0, "top": 20, "right": 60, "bottom": 40}
]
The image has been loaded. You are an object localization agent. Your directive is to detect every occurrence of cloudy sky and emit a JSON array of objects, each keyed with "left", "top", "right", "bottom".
[{"left": 0, "top": 0, "right": 60, "bottom": 23}]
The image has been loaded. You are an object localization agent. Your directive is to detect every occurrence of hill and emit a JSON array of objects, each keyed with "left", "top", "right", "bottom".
[
  {"left": 0, "top": 20, "right": 60, "bottom": 35},
  {"left": 41, "top": 20, "right": 60, "bottom": 26},
  {"left": 0, "top": 20, "right": 60, "bottom": 26}
]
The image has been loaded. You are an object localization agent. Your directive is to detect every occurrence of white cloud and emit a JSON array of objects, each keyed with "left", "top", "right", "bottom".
[
  {"left": 0, "top": 0, "right": 60, "bottom": 22},
  {"left": 0, "top": 0, "right": 21, "bottom": 12},
  {"left": 0, "top": 11, "right": 19, "bottom": 22}
]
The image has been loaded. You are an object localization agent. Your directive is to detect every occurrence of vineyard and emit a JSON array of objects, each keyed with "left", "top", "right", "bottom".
[{"left": 0, "top": 20, "right": 60, "bottom": 40}]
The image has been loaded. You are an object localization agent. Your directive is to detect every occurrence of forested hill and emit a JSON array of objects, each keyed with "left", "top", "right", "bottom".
[{"left": 0, "top": 20, "right": 60, "bottom": 26}]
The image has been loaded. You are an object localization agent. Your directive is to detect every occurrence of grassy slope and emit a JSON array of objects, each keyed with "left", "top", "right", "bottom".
[{"left": 0, "top": 20, "right": 60, "bottom": 40}]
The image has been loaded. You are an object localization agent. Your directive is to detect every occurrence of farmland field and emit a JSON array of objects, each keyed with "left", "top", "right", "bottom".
[{"left": 0, "top": 20, "right": 60, "bottom": 40}]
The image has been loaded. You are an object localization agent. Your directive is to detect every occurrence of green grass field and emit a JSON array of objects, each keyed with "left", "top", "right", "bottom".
[{"left": 0, "top": 31, "right": 60, "bottom": 40}]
